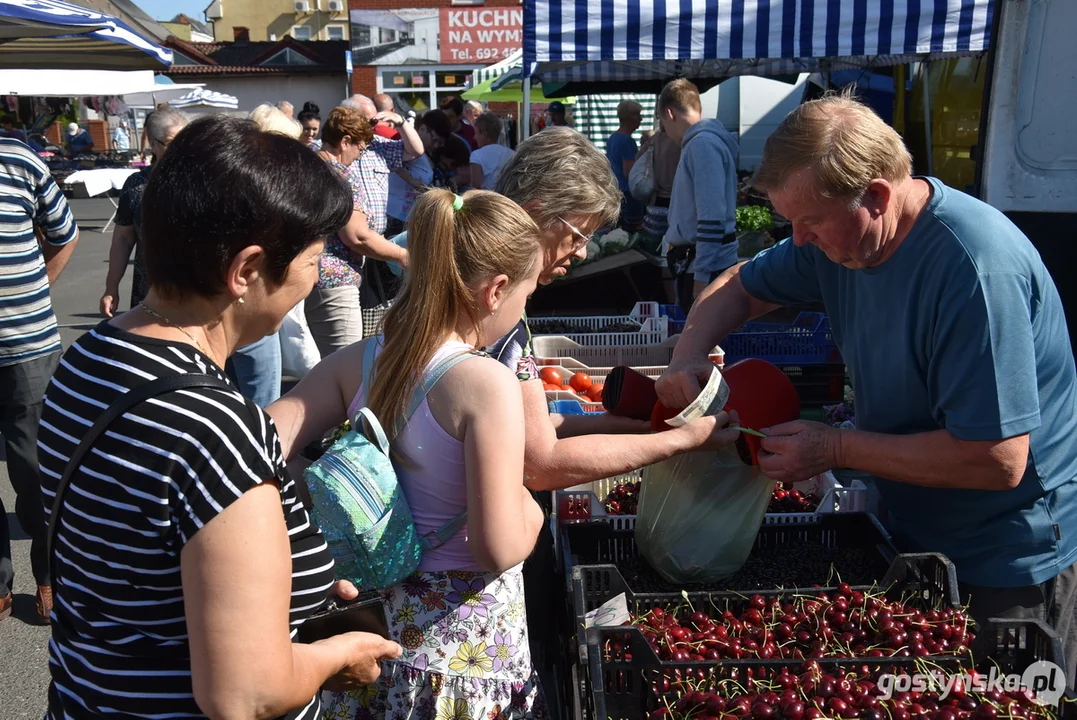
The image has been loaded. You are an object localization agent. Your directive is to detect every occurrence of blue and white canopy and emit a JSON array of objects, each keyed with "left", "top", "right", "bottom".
[
  {"left": 523, "top": 0, "right": 994, "bottom": 82},
  {"left": 0, "top": 0, "right": 172, "bottom": 70},
  {"left": 170, "top": 88, "right": 239, "bottom": 110}
]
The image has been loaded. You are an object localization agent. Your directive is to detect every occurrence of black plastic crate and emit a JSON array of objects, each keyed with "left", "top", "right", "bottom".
[
  {"left": 780, "top": 361, "right": 846, "bottom": 407},
  {"left": 579, "top": 618, "right": 1073, "bottom": 720},
  {"left": 572, "top": 552, "right": 961, "bottom": 634},
  {"left": 562, "top": 512, "right": 900, "bottom": 597}
]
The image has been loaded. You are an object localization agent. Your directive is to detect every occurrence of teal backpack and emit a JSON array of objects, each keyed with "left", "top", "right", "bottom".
[{"left": 303, "top": 339, "right": 476, "bottom": 590}]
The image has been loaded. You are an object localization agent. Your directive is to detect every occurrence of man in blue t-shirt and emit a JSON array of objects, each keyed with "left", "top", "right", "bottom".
[
  {"left": 606, "top": 99, "right": 645, "bottom": 231},
  {"left": 656, "top": 96, "right": 1077, "bottom": 686}
]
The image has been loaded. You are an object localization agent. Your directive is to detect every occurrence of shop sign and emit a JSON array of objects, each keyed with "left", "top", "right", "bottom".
[{"left": 439, "top": 8, "right": 522, "bottom": 63}]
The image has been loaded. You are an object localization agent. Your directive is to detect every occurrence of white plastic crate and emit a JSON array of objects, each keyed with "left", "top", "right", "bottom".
[
  {"left": 529, "top": 316, "right": 669, "bottom": 346},
  {"left": 533, "top": 335, "right": 725, "bottom": 368}
]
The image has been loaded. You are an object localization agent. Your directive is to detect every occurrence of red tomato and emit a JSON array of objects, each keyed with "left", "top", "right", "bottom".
[
  {"left": 568, "top": 372, "right": 592, "bottom": 393},
  {"left": 587, "top": 384, "right": 604, "bottom": 402},
  {"left": 539, "top": 367, "right": 563, "bottom": 386}
]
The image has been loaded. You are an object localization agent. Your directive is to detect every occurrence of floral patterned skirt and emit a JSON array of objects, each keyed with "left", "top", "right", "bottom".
[{"left": 320, "top": 566, "right": 548, "bottom": 720}]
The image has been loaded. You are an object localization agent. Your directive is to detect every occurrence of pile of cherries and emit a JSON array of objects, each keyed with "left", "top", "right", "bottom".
[
  {"left": 619, "top": 585, "right": 973, "bottom": 663},
  {"left": 768, "top": 482, "right": 821, "bottom": 514},
  {"left": 644, "top": 662, "right": 1057, "bottom": 720},
  {"left": 603, "top": 481, "right": 642, "bottom": 515}
]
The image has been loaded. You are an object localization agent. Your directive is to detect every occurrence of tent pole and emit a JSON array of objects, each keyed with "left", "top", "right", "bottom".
[
  {"left": 922, "top": 60, "right": 933, "bottom": 176},
  {"left": 522, "top": 76, "right": 531, "bottom": 140}
]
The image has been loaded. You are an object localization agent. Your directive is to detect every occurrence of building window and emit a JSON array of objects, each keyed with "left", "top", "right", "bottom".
[
  {"left": 377, "top": 65, "right": 479, "bottom": 114},
  {"left": 353, "top": 24, "right": 371, "bottom": 47},
  {"left": 292, "top": 25, "right": 312, "bottom": 40},
  {"left": 379, "top": 28, "right": 396, "bottom": 44},
  {"left": 326, "top": 25, "right": 345, "bottom": 41},
  {"left": 264, "top": 48, "right": 316, "bottom": 65}
]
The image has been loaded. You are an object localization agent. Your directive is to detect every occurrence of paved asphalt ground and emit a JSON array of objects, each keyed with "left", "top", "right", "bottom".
[{"left": 0, "top": 198, "right": 133, "bottom": 718}]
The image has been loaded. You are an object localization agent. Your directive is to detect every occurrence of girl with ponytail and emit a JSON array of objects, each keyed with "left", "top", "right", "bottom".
[{"left": 270, "top": 189, "right": 550, "bottom": 718}]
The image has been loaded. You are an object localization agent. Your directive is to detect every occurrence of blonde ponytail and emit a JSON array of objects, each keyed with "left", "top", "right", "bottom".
[{"left": 367, "top": 189, "right": 540, "bottom": 437}]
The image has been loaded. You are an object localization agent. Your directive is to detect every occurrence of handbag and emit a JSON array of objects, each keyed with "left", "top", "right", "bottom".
[
  {"left": 302, "top": 340, "right": 478, "bottom": 592},
  {"left": 628, "top": 142, "right": 656, "bottom": 204}
]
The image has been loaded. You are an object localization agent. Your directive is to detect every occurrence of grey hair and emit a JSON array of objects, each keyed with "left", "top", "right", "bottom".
[
  {"left": 494, "top": 126, "right": 622, "bottom": 231},
  {"left": 341, "top": 93, "right": 372, "bottom": 111},
  {"left": 145, "top": 108, "right": 188, "bottom": 144}
]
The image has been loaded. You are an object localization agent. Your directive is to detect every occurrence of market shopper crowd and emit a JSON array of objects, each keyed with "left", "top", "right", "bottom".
[{"left": 0, "top": 77, "right": 1072, "bottom": 720}]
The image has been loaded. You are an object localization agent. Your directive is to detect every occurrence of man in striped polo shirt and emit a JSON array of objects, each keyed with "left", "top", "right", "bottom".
[{"left": 0, "top": 137, "right": 79, "bottom": 623}]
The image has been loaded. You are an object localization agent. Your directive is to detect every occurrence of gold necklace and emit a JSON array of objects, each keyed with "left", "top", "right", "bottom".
[{"left": 139, "top": 302, "right": 211, "bottom": 357}]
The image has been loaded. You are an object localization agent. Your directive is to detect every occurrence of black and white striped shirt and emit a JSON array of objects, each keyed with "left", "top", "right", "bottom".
[{"left": 38, "top": 322, "right": 336, "bottom": 719}]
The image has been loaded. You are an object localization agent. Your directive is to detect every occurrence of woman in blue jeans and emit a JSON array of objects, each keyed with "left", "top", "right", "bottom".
[{"left": 226, "top": 332, "right": 282, "bottom": 407}]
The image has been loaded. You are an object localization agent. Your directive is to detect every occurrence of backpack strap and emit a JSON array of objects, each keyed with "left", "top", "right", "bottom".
[
  {"left": 48, "top": 373, "right": 234, "bottom": 588},
  {"left": 355, "top": 343, "right": 482, "bottom": 550},
  {"left": 404, "top": 349, "right": 482, "bottom": 420}
]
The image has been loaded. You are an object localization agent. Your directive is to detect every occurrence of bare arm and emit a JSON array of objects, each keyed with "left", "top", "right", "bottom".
[
  {"left": 551, "top": 413, "right": 651, "bottom": 438},
  {"left": 267, "top": 340, "right": 368, "bottom": 460},
  {"left": 520, "top": 378, "right": 738, "bottom": 491},
  {"left": 338, "top": 209, "right": 409, "bottom": 266},
  {"left": 837, "top": 428, "right": 1029, "bottom": 490},
  {"left": 755, "top": 419, "right": 1030, "bottom": 491},
  {"left": 469, "top": 162, "right": 485, "bottom": 190},
  {"left": 622, "top": 158, "right": 635, "bottom": 177},
  {"left": 656, "top": 263, "right": 781, "bottom": 409},
  {"left": 40, "top": 229, "right": 79, "bottom": 284},
  {"left": 183, "top": 483, "right": 400, "bottom": 720},
  {"left": 100, "top": 224, "right": 137, "bottom": 317},
  {"left": 377, "top": 113, "right": 423, "bottom": 162},
  {"left": 460, "top": 361, "right": 545, "bottom": 572}
]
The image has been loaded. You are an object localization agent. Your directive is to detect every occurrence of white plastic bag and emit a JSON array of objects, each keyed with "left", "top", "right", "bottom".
[
  {"left": 280, "top": 301, "right": 321, "bottom": 379},
  {"left": 634, "top": 365, "right": 775, "bottom": 584},
  {"left": 634, "top": 447, "right": 776, "bottom": 584}
]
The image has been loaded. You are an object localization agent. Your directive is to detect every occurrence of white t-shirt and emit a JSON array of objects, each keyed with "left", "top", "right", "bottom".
[
  {"left": 470, "top": 143, "right": 515, "bottom": 191},
  {"left": 387, "top": 154, "right": 435, "bottom": 222}
]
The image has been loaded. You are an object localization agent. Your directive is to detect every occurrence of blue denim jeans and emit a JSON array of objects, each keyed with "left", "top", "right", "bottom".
[{"left": 226, "top": 332, "right": 281, "bottom": 408}]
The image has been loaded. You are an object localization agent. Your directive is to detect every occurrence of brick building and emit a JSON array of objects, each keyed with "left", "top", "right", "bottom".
[{"left": 349, "top": 0, "right": 521, "bottom": 114}]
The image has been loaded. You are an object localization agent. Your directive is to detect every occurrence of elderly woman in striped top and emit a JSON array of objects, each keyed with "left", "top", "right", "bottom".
[{"left": 37, "top": 114, "right": 401, "bottom": 719}]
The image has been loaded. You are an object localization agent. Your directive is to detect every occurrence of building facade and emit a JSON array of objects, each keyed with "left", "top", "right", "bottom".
[
  {"left": 204, "top": 0, "right": 349, "bottom": 43},
  {"left": 349, "top": 0, "right": 521, "bottom": 112},
  {"left": 165, "top": 36, "right": 350, "bottom": 117}
]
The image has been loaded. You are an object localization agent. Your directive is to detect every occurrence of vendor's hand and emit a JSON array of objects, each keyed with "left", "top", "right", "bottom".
[
  {"left": 319, "top": 632, "right": 402, "bottom": 691},
  {"left": 678, "top": 410, "right": 742, "bottom": 452},
  {"left": 99, "top": 293, "right": 118, "bottom": 319},
  {"left": 655, "top": 357, "right": 716, "bottom": 410},
  {"left": 757, "top": 420, "right": 841, "bottom": 483}
]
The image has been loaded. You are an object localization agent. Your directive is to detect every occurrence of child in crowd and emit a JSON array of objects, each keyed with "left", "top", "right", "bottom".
[
  {"left": 431, "top": 134, "right": 473, "bottom": 192},
  {"left": 268, "top": 189, "right": 549, "bottom": 718},
  {"left": 468, "top": 112, "right": 515, "bottom": 190}
]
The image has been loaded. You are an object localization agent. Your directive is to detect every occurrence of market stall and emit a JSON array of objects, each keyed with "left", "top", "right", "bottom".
[{"left": 505, "top": 4, "right": 1077, "bottom": 719}]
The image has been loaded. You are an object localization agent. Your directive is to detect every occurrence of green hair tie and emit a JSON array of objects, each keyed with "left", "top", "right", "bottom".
[{"left": 451, "top": 194, "right": 464, "bottom": 212}]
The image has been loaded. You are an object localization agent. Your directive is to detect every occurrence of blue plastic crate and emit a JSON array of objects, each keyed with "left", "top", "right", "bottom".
[
  {"left": 549, "top": 399, "right": 587, "bottom": 415},
  {"left": 658, "top": 304, "right": 686, "bottom": 334},
  {"left": 722, "top": 311, "right": 842, "bottom": 365}
]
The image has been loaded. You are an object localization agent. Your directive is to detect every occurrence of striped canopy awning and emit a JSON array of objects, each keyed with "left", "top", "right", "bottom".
[
  {"left": 573, "top": 93, "right": 656, "bottom": 153},
  {"left": 471, "top": 49, "right": 524, "bottom": 88},
  {"left": 0, "top": 0, "right": 172, "bottom": 70},
  {"left": 523, "top": 0, "right": 994, "bottom": 82}
]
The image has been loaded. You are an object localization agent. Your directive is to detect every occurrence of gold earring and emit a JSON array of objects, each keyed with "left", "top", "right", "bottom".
[{"left": 236, "top": 297, "right": 245, "bottom": 305}]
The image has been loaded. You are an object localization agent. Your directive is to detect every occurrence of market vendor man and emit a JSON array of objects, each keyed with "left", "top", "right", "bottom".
[{"left": 656, "top": 94, "right": 1077, "bottom": 685}]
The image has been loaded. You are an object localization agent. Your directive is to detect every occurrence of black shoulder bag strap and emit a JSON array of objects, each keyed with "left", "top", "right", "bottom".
[{"left": 47, "top": 373, "right": 234, "bottom": 586}]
